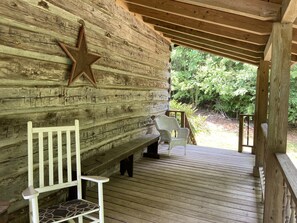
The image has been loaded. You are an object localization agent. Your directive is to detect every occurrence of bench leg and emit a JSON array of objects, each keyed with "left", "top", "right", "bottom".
[
  {"left": 127, "top": 155, "right": 133, "bottom": 177},
  {"left": 143, "top": 141, "right": 160, "bottom": 159},
  {"left": 120, "top": 159, "right": 127, "bottom": 176},
  {"left": 120, "top": 155, "right": 134, "bottom": 177}
]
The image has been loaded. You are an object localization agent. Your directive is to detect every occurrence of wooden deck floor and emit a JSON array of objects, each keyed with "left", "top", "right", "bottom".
[{"left": 87, "top": 145, "right": 263, "bottom": 223}]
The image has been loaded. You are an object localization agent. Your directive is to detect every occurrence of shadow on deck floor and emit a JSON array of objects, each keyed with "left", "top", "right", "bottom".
[{"left": 87, "top": 145, "right": 263, "bottom": 223}]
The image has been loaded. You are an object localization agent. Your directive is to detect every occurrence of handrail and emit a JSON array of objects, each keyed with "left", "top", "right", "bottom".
[
  {"left": 185, "top": 115, "right": 197, "bottom": 145},
  {"left": 276, "top": 153, "right": 297, "bottom": 222},
  {"left": 166, "top": 110, "right": 197, "bottom": 145},
  {"left": 259, "top": 123, "right": 297, "bottom": 222}
]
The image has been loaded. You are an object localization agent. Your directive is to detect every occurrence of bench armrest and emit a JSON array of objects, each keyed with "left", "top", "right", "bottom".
[
  {"left": 22, "top": 185, "right": 39, "bottom": 200},
  {"left": 81, "top": 176, "right": 109, "bottom": 184}
]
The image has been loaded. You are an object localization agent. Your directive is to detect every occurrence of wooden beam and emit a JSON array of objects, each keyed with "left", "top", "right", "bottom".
[
  {"left": 264, "top": 0, "right": 297, "bottom": 61},
  {"left": 125, "top": 0, "right": 272, "bottom": 35},
  {"left": 266, "top": 31, "right": 297, "bottom": 61},
  {"left": 264, "top": 23, "right": 292, "bottom": 223},
  {"left": 293, "top": 28, "right": 297, "bottom": 44},
  {"left": 253, "top": 60, "right": 269, "bottom": 177},
  {"left": 293, "top": 43, "right": 297, "bottom": 54},
  {"left": 163, "top": 32, "right": 263, "bottom": 59},
  {"left": 148, "top": 18, "right": 265, "bottom": 53},
  {"left": 174, "top": 0, "right": 281, "bottom": 21},
  {"left": 173, "top": 40, "right": 259, "bottom": 66},
  {"left": 281, "top": 0, "right": 297, "bottom": 23},
  {"left": 264, "top": 35, "right": 272, "bottom": 61},
  {"left": 126, "top": 4, "right": 270, "bottom": 45}
]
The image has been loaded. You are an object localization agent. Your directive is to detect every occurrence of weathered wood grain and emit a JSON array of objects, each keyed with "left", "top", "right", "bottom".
[
  {"left": 0, "top": 0, "right": 170, "bottom": 221},
  {"left": 0, "top": 56, "right": 170, "bottom": 86},
  {"left": 87, "top": 145, "right": 263, "bottom": 223},
  {"left": 0, "top": 0, "right": 170, "bottom": 68}
]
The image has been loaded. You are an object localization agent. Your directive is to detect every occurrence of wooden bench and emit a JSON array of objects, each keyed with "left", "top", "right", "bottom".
[{"left": 70, "top": 134, "right": 159, "bottom": 199}]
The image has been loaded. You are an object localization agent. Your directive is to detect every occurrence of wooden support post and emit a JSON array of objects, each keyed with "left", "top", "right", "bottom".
[
  {"left": 181, "top": 111, "right": 185, "bottom": 128},
  {"left": 253, "top": 60, "right": 269, "bottom": 177},
  {"left": 238, "top": 115, "right": 244, "bottom": 153},
  {"left": 264, "top": 22, "right": 292, "bottom": 223}
]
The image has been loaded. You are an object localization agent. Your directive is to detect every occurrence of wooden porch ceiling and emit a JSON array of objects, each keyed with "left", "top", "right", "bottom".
[{"left": 123, "top": 0, "right": 297, "bottom": 66}]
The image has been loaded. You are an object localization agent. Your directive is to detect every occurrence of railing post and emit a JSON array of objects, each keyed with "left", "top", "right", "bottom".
[
  {"left": 238, "top": 115, "right": 243, "bottom": 153},
  {"left": 180, "top": 111, "right": 185, "bottom": 128},
  {"left": 253, "top": 60, "right": 269, "bottom": 177}
]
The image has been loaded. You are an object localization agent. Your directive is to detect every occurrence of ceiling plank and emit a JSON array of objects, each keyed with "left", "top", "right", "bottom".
[
  {"left": 173, "top": 40, "right": 259, "bottom": 66},
  {"left": 125, "top": 0, "right": 272, "bottom": 35},
  {"left": 161, "top": 30, "right": 263, "bottom": 59},
  {"left": 126, "top": 4, "right": 270, "bottom": 45},
  {"left": 264, "top": 0, "right": 297, "bottom": 61},
  {"left": 174, "top": 0, "right": 281, "bottom": 21},
  {"left": 171, "top": 36, "right": 262, "bottom": 61},
  {"left": 145, "top": 18, "right": 265, "bottom": 52}
]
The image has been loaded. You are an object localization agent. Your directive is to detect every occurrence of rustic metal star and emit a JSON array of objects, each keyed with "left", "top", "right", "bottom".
[{"left": 58, "top": 25, "right": 100, "bottom": 87}]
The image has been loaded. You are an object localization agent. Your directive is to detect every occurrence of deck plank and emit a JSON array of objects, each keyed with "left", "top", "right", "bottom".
[{"left": 87, "top": 145, "right": 263, "bottom": 223}]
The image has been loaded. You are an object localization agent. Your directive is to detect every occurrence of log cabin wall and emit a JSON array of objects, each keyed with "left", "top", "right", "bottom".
[{"left": 0, "top": 0, "right": 171, "bottom": 221}]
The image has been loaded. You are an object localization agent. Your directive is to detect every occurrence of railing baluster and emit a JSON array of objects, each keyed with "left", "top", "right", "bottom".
[
  {"left": 285, "top": 184, "right": 291, "bottom": 223},
  {"left": 238, "top": 114, "right": 255, "bottom": 153},
  {"left": 290, "top": 196, "right": 296, "bottom": 223},
  {"left": 283, "top": 180, "right": 287, "bottom": 222},
  {"left": 295, "top": 206, "right": 297, "bottom": 223}
]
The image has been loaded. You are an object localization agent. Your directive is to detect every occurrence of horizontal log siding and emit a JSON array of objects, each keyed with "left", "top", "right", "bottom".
[{"left": 0, "top": 0, "right": 171, "bottom": 221}]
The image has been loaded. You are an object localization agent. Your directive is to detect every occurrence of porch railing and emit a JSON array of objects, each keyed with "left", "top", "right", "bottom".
[
  {"left": 238, "top": 114, "right": 254, "bottom": 153},
  {"left": 260, "top": 122, "right": 297, "bottom": 222},
  {"left": 166, "top": 110, "right": 197, "bottom": 145},
  {"left": 276, "top": 153, "right": 297, "bottom": 223}
]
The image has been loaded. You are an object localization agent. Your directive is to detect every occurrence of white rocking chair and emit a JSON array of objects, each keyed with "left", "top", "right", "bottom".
[
  {"left": 154, "top": 115, "right": 189, "bottom": 156},
  {"left": 22, "top": 120, "right": 109, "bottom": 223}
]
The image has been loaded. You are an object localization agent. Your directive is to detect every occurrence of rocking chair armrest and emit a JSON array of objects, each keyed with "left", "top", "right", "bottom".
[
  {"left": 22, "top": 185, "right": 39, "bottom": 200},
  {"left": 80, "top": 176, "right": 109, "bottom": 184}
]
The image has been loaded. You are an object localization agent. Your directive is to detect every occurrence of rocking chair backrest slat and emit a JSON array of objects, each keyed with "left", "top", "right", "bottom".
[
  {"left": 66, "top": 130, "right": 72, "bottom": 183},
  {"left": 48, "top": 131, "right": 54, "bottom": 186},
  {"left": 38, "top": 132, "right": 44, "bottom": 187},
  {"left": 28, "top": 121, "right": 34, "bottom": 187},
  {"left": 27, "top": 120, "right": 81, "bottom": 194},
  {"left": 74, "top": 119, "right": 82, "bottom": 199},
  {"left": 57, "top": 130, "right": 63, "bottom": 184}
]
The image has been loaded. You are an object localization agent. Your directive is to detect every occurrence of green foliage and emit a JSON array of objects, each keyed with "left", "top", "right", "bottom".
[
  {"left": 289, "top": 64, "right": 297, "bottom": 125},
  {"left": 171, "top": 46, "right": 257, "bottom": 117},
  {"left": 171, "top": 46, "right": 297, "bottom": 124},
  {"left": 169, "top": 100, "right": 208, "bottom": 134}
]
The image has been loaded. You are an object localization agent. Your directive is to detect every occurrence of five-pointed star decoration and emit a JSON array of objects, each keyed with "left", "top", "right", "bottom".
[{"left": 58, "top": 25, "right": 101, "bottom": 87}]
